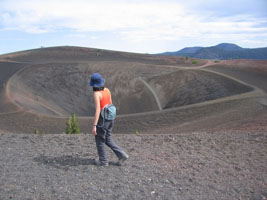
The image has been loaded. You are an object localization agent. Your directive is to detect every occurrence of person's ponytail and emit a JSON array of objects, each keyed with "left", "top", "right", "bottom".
[{"left": 93, "top": 87, "right": 105, "bottom": 91}]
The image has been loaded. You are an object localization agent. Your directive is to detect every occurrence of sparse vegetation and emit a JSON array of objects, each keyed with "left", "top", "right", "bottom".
[
  {"left": 135, "top": 130, "right": 140, "bottom": 135},
  {"left": 214, "top": 60, "right": 220, "bottom": 63},
  {"left": 34, "top": 128, "right": 39, "bottom": 134},
  {"left": 72, "top": 113, "right": 80, "bottom": 134},
  {"left": 34, "top": 128, "right": 46, "bottom": 134},
  {"left": 192, "top": 60, "right": 198, "bottom": 64},
  {"left": 65, "top": 113, "right": 80, "bottom": 134},
  {"left": 65, "top": 116, "right": 72, "bottom": 134},
  {"left": 185, "top": 56, "right": 189, "bottom": 60}
]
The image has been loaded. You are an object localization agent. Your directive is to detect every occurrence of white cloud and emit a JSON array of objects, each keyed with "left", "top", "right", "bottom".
[
  {"left": 0, "top": 0, "right": 266, "bottom": 52},
  {"left": 0, "top": 0, "right": 185, "bottom": 32}
]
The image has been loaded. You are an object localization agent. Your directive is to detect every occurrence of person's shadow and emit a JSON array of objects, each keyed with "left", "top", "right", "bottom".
[
  {"left": 33, "top": 154, "right": 95, "bottom": 170},
  {"left": 34, "top": 154, "right": 119, "bottom": 170}
]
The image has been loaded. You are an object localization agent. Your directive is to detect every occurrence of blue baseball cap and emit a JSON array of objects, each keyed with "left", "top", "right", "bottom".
[{"left": 90, "top": 73, "right": 105, "bottom": 87}]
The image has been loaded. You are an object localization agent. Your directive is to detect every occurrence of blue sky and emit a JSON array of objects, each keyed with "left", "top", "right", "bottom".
[{"left": 0, "top": 0, "right": 267, "bottom": 54}]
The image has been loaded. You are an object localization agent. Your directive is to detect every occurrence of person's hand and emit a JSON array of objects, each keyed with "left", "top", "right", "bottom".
[{"left": 92, "top": 126, "right": 97, "bottom": 136}]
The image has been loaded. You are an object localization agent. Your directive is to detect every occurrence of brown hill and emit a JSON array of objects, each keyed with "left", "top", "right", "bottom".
[
  {"left": 0, "top": 46, "right": 267, "bottom": 200},
  {"left": 0, "top": 46, "right": 266, "bottom": 133}
]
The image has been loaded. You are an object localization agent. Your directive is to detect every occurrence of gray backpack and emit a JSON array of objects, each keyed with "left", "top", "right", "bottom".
[{"left": 101, "top": 104, "right": 116, "bottom": 121}]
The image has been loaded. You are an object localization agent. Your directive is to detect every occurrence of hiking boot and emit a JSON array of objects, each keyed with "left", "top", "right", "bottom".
[
  {"left": 117, "top": 154, "right": 129, "bottom": 166},
  {"left": 94, "top": 159, "right": 108, "bottom": 167}
]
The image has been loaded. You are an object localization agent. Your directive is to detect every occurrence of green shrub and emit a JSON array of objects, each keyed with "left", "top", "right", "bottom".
[
  {"left": 65, "top": 116, "right": 72, "bottom": 134},
  {"left": 65, "top": 113, "right": 80, "bottom": 134},
  {"left": 34, "top": 128, "right": 39, "bottom": 134},
  {"left": 192, "top": 60, "right": 198, "bottom": 64},
  {"left": 214, "top": 60, "right": 220, "bottom": 63},
  {"left": 185, "top": 56, "right": 189, "bottom": 60},
  {"left": 34, "top": 128, "right": 47, "bottom": 134},
  {"left": 72, "top": 112, "right": 80, "bottom": 134}
]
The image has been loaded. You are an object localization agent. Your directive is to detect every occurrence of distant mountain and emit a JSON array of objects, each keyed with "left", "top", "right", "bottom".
[
  {"left": 214, "top": 43, "right": 243, "bottom": 51},
  {"left": 161, "top": 47, "right": 202, "bottom": 56},
  {"left": 160, "top": 43, "right": 267, "bottom": 60}
]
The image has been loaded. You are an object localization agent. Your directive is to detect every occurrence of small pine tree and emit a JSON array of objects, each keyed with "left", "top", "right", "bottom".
[
  {"left": 65, "top": 116, "right": 72, "bottom": 134},
  {"left": 34, "top": 128, "right": 39, "bottom": 134},
  {"left": 65, "top": 113, "right": 80, "bottom": 134},
  {"left": 72, "top": 112, "right": 80, "bottom": 134},
  {"left": 192, "top": 60, "right": 198, "bottom": 64}
]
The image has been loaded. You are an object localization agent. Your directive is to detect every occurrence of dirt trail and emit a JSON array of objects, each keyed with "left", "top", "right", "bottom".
[
  {"left": 201, "top": 68, "right": 264, "bottom": 93},
  {"left": 138, "top": 77, "right": 162, "bottom": 111},
  {"left": 4, "top": 77, "right": 65, "bottom": 116},
  {"left": 196, "top": 60, "right": 216, "bottom": 68},
  {"left": 162, "top": 60, "right": 265, "bottom": 97},
  {"left": 160, "top": 59, "right": 215, "bottom": 70}
]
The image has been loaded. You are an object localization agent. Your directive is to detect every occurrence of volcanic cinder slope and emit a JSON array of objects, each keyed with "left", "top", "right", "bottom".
[
  {"left": 0, "top": 46, "right": 266, "bottom": 133},
  {"left": 0, "top": 46, "right": 267, "bottom": 200}
]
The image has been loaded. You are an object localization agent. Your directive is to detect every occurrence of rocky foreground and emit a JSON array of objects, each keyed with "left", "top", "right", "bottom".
[{"left": 0, "top": 131, "right": 266, "bottom": 200}]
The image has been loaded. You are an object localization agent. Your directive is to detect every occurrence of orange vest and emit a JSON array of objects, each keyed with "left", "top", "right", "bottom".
[{"left": 100, "top": 88, "right": 112, "bottom": 110}]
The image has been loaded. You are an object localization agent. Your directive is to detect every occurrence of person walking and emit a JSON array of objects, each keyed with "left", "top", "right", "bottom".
[{"left": 90, "top": 73, "right": 129, "bottom": 166}]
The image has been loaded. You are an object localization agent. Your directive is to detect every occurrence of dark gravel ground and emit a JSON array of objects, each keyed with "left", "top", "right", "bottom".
[{"left": 0, "top": 131, "right": 266, "bottom": 200}]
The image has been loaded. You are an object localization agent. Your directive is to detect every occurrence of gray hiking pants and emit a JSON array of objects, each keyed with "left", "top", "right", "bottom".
[{"left": 95, "top": 116, "right": 127, "bottom": 164}]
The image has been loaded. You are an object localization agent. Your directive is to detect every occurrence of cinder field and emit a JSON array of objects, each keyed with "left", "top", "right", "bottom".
[{"left": 0, "top": 46, "right": 266, "bottom": 199}]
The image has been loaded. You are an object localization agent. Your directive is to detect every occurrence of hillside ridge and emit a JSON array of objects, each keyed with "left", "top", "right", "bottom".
[{"left": 160, "top": 43, "right": 267, "bottom": 60}]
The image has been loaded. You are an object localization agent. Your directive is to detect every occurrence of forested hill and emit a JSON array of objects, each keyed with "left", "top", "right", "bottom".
[{"left": 160, "top": 43, "right": 267, "bottom": 60}]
